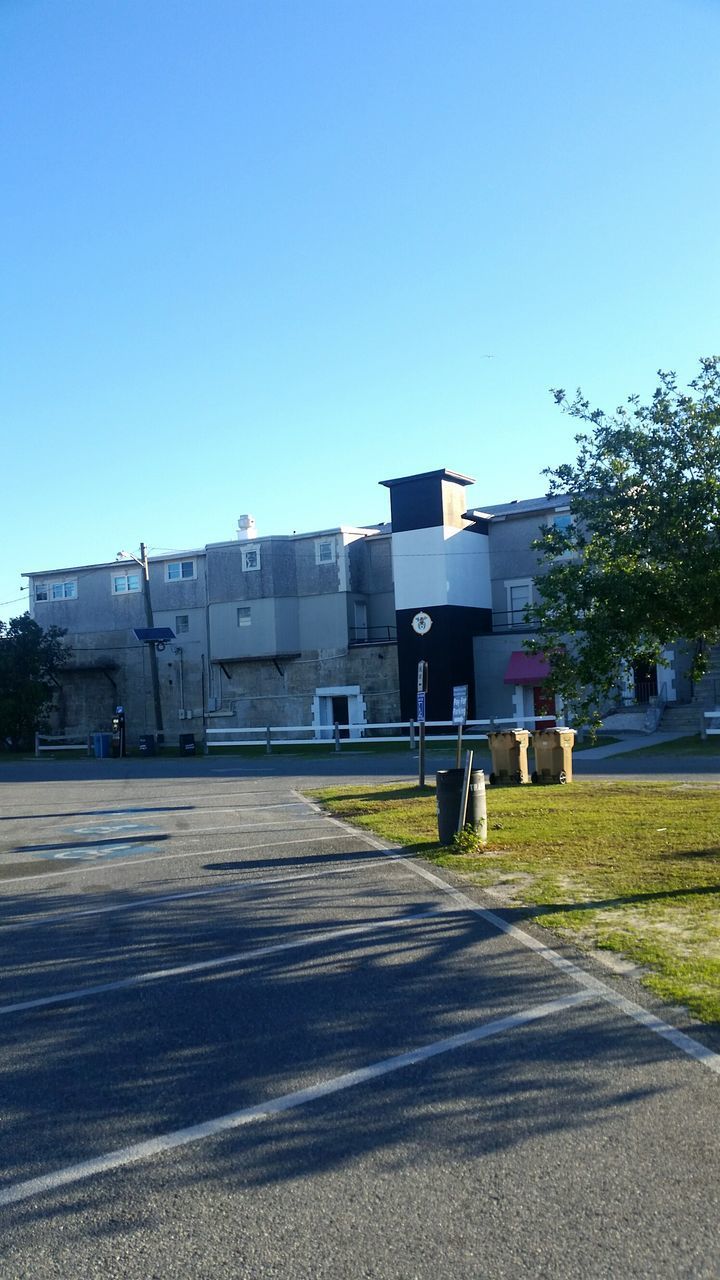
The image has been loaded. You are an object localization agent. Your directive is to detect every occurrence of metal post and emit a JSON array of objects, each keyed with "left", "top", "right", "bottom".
[
  {"left": 334, "top": 722, "right": 341, "bottom": 753},
  {"left": 140, "top": 543, "right": 164, "bottom": 746},
  {"left": 34, "top": 732, "right": 39, "bottom": 758},
  {"left": 409, "top": 721, "right": 416, "bottom": 750},
  {"left": 455, "top": 722, "right": 463, "bottom": 769},
  {"left": 457, "top": 749, "right": 474, "bottom": 833},
  {"left": 418, "top": 721, "right": 426, "bottom": 787},
  {"left": 266, "top": 726, "right": 272, "bottom": 754}
]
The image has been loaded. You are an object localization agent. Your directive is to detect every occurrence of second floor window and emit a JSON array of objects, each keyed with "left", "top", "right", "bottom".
[
  {"left": 506, "top": 580, "right": 533, "bottom": 626},
  {"left": 36, "top": 580, "right": 77, "bottom": 601},
  {"left": 166, "top": 560, "right": 196, "bottom": 581},
  {"left": 237, "top": 607, "right": 251, "bottom": 627},
  {"left": 175, "top": 614, "right": 189, "bottom": 634},
  {"left": 112, "top": 573, "right": 142, "bottom": 594}
]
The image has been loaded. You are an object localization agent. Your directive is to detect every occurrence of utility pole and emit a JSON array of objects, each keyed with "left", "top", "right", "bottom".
[{"left": 140, "top": 542, "right": 164, "bottom": 744}]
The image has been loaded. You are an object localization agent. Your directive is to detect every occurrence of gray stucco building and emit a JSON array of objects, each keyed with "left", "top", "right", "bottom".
[{"left": 24, "top": 467, "right": 702, "bottom": 744}]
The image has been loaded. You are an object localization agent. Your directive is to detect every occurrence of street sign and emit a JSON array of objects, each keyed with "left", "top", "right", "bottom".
[
  {"left": 417, "top": 660, "right": 428, "bottom": 693},
  {"left": 452, "top": 684, "right": 468, "bottom": 725},
  {"left": 411, "top": 611, "right": 432, "bottom": 636},
  {"left": 416, "top": 692, "right": 426, "bottom": 723}
]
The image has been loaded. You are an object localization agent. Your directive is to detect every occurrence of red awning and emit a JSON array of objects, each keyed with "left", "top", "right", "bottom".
[{"left": 503, "top": 651, "right": 551, "bottom": 685}]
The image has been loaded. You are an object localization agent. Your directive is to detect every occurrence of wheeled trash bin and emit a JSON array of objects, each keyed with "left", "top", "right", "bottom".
[
  {"left": 531, "top": 727, "right": 576, "bottom": 784},
  {"left": 487, "top": 729, "right": 530, "bottom": 785}
]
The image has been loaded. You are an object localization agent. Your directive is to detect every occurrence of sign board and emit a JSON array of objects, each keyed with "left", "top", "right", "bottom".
[
  {"left": 416, "top": 692, "right": 426, "bottom": 723},
  {"left": 417, "top": 660, "right": 428, "bottom": 693},
  {"left": 452, "top": 684, "right": 468, "bottom": 725},
  {"left": 411, "top": 611, "right": 432, "bottom": 636}
]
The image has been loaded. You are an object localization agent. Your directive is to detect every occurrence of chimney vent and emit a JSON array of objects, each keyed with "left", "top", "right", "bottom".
[{"left": 237, "top": 514, "right": 257, "bottom": 541}]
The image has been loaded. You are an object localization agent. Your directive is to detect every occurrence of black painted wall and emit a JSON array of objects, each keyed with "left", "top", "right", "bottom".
[{"left": 396, "top": 605, "right": 492, "bottom": 721}]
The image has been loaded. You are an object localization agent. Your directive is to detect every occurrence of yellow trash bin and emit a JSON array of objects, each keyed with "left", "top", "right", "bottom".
[
  {"left": 531, "top": 727, "right": 576, "bottom": 784},
  {"left": 487, "top": 729, "right": 531, "bottom": 785}
]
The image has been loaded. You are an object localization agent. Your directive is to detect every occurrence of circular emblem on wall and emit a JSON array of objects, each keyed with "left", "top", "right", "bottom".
[{"left": 411, "top": 611, "right": 433, "bottom": 635}]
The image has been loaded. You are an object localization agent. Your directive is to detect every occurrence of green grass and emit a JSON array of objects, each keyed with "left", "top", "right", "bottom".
[
  {"left": 311, "top": 778, "right": 720, "bottom": 1024},
  {"left": 620, "top": 734, "right": 720, "bottom": 757}
]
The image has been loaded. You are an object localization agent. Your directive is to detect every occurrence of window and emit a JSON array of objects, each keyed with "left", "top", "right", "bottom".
[
  {"left": 552, "top": 512, "right": 575, "bottom": 559},
  {"left": 165, "top": 559, "right": 196, "bottom": 582},
  {"left": 237, "top": 606, "right": 251, "bottom": 627},
  {"left": 112, "top": 572, "right": 142, "bottom": 594},
  {"left": 242, "top": 546, "right": 260, "bottom": 572},
  {"left": 505, "top": 579, "right": 533, "bottom": 626},
  {"left": 315, "top": 538, "right": 336, "bottom": 565},
  {"left": 175, "top": 614, "right": 189, "bottom": 634},
  {"left": 36, "top": 580, "right": 76, "bottom": 601}
]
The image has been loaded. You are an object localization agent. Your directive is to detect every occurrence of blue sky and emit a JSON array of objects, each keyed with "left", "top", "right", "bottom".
[{"left": 2, "top": 0, "right": 719, "bottom": 622}]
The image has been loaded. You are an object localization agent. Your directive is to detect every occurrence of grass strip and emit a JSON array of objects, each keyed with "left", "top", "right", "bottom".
[{"left": 311, "top": 778, "right": 720, "bottom": 1024}]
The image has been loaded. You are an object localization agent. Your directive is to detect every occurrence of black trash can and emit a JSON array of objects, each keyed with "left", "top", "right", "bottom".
[
  {"left": 138, "top": 734, "right": 155, "bottom": 756},
  {"left": 436, "top": 768, "right": 486, "bottom": 845},
  {"left": 179, "top": 733, "right": 196, "bottom": 755}
]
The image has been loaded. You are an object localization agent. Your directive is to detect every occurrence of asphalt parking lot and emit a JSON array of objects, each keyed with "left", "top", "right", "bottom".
[{"left": 0, "top": 755, "right": 719, "bottom": 1279}]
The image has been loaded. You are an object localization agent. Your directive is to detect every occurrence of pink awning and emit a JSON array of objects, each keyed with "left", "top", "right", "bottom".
[{"left": 503, "top": 651, "right": 551, "bottom": 685}]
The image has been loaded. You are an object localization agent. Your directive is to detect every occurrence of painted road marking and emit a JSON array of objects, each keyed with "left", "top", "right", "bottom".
[
  {"left": 0, "top": 850, "right": 415, "bottom": 930},
  {"left": 0, "top": 906, "right": 450, "bottom": 1017},
  {"left": 30, "top": 843, "right": 160, "bottom": 863},
  {"left": 304, "top": 799, "right": 720, "bottom": 1079},
  {"left": 0, "top": 990, "right": 593, "bottom": 1208},
  {"left": 0, "top": 830, "right": 351, "bottom": 887}
]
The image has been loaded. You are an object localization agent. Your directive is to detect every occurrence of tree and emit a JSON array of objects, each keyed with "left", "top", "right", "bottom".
[
  {"left": 0, "top": 615, "right": 68, "bottom": 750},
  {"left": 529, "top": 357, "right": 720, "bottom": 724}
]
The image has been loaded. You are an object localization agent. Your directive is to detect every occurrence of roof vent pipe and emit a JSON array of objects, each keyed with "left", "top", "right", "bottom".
[{"left": 237, "top": 515, "right": 257, "bottom": 541}]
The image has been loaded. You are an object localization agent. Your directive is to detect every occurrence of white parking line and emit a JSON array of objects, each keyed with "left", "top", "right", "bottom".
[
  {"left": 0, "top": 851, "right": 415, "bottom": 932},
  {"left": 306, "top": 801, "right": 720, "bottom": 1078},
  {"left": 0, "top": 906, "right": 449, "bottom": 1016},
  {"left": 0, "top": 990, "right": 593, "bottom": 1208}
]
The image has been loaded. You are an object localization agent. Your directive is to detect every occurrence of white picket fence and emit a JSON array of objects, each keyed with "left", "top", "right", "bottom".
[
  {"left": 704, "top": 710, "right": 720, "bottom": 736},
  {"left": 205, "top": 715, "right": 560, "bottom": 753}
]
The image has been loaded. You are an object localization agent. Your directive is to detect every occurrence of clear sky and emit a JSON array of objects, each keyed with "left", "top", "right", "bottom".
[{"left": 2, "top": 0, "right": 719, "bottom": 622}]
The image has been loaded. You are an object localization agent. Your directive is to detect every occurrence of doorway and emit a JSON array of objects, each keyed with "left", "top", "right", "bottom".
[
  {"left": 331, "top": 695, "right": 350, "bottom": 738},
  {"left": 312, "top": 685, "right": 367, "bottom": 739},
  {"left": 533, "top": 686, "right": 556, "bottom": 730},
  {"left": 632, "top": 658, "right": 658, "bottom": 704}
]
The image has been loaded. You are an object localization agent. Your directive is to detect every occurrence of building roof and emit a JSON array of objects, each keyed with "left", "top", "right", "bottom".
[
  {"left": 379, "top": 468, "right": 475, "bottom": 489},
  {"left": 469, "top": 494, "right": 571, "bottom": 519}
]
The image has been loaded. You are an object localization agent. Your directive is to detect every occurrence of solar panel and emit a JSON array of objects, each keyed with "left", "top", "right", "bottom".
[{"left": 133, "top": 627, "right": 176, "bottom": 642}]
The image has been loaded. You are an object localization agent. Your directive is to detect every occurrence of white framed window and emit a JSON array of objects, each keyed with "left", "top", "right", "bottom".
[
  {"left": 112, "top": 572, "right": 142, "bottom": 595},
  {"left": 242, "top": 545, "right": 260, "bottom": 572},
  {"left": 165, "top": 559, "right": 196, "bottom": 582},
  {"left": 505, "top": 578, "right": 533, "bottom": 626},
  {"left": 237, "top": 606, "right": 252, "bottom": 627},
  {"left": 315, "top": 538, "right": 336, "bottom": 565},
  {"left": 175, "top": 614, "right": 189, "bottom": 634},
  {"left": 36, "top": 580, "right": 76, "bottom": 601}
]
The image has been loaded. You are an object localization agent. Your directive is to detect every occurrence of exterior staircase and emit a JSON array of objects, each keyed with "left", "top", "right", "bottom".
[{"left": 656, "top": 703, "right": 704, "bottom": 735}]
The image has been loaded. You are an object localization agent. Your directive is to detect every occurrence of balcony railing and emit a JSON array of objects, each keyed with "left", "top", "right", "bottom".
[
  {"left": 348, "top": 625, "right": 397, "bottom": 646},
  {"left": 491, "top": 610, "right": 538, "bottom": 634}
]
